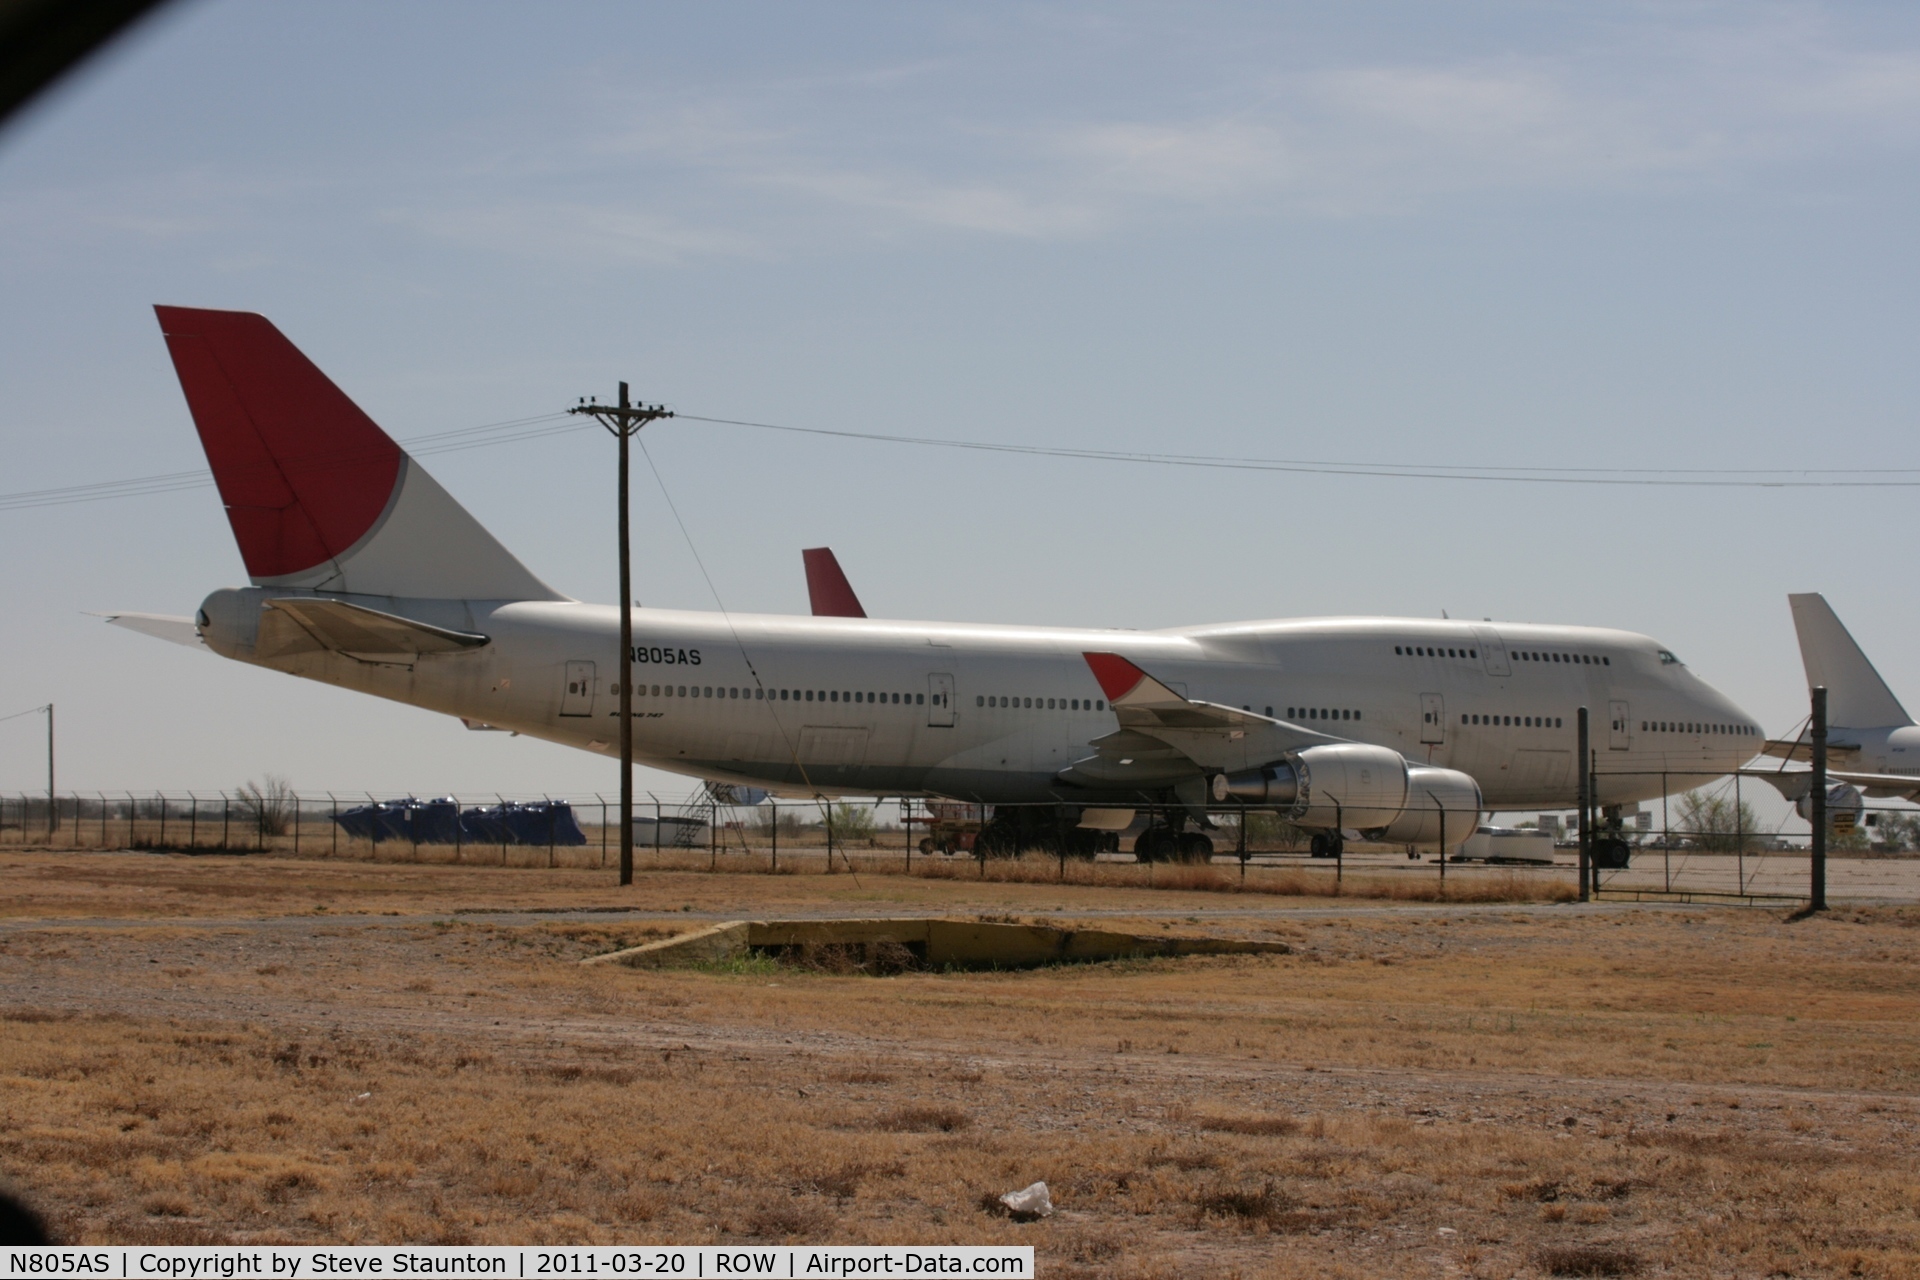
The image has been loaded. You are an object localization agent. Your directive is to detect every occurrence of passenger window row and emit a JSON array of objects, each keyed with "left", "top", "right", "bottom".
[
  {"left": 1396, "top": 645, "right": 1477, "bottom": 659},
  {"left": 1464, "top": 713, "right": 1563, "bottom": 728},
  {"left": 1642, "top": 721, "right": 1755, "bottom": 736},
  {"left": 1513, "top": 650, "right": 1609, "bottom": 666},
  {"left": 630, "top": 685, "right": 924, "bottom": 704},
  {"left": 1288, "top": 707, "right": 1359, "bottom": 722},
  {"left": 976, "top": 696, "right": 1106, "bottom": 711}
]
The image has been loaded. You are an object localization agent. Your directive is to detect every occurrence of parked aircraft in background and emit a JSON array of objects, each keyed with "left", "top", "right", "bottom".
[
  {"left": 110, "top": 307, "right": 1763, "bottom": 861},
  {"left": 1747, "top": 594, "right": 1920, "bottom": 816},
  {"left": 803, "top": 548, "right": 866, "bottom": 618}
]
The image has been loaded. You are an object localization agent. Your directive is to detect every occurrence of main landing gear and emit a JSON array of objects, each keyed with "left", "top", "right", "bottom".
[
  {"left": 1134, "top": 826, "right": 1215, "bottom": 864},
  {"left": 1308, "top": 833, "right": 1345, "bottom": 859},
  {"left": 973, "top": 807, "right": 1119, "bottom": 859}
]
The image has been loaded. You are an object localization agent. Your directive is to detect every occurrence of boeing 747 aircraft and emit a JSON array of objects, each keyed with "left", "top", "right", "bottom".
[{"left": 111, "top": 307, "right": 1762, "bottom": 861}]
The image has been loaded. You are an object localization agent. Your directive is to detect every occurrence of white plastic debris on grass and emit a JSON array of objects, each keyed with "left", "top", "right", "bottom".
[{"left": 999, "top": 1182, "right": 1053, "bottom": 1218}]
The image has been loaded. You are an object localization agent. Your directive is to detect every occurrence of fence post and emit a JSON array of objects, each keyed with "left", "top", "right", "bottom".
[
  {"left": 1734, "top": 773, "right": 1744, "bottom": 895},
  {"left": 221, "top": 793, "right": 230, "bottom": 851},
  {"left": 189, "top": 792, "right": 198, "bottom": 850},
  {"left": 770, "top": 800, "right": 778, "bottom": 873},
  {"left": 497, "top": 794, "right": 507, "bottom": 865},
  {"left": 546, "top": 795, "right": 556, "bottom": 869},
  {"left": 292, "top": 792, "right": 301, "bottom": 856},
  {"left": 598, "top": 794, "right": 607, "bottom": 870},
  {"left": 904, "top": 799, "right": 913, "bottom": 875},
  {"left": 824, "top": 801, "right": 836, "bottom": 874},
  {"left": 157, "top": 791, "right": 167, "bottom": 848},
  {"left": 99, "top": 792, "right": 108, "bottom": 848},
  {"left": 1811, "top": 685, "right": 1828, "bottom": 913},
  {"left": 1237, "top": 810, "right": 1247, "bottom": 884},
  {"left": 1576, "top": 708, "right": 1591, "bottom": 903},
  {"left": 1436, "top": 796, "right": 1446, "bottom": 894},
  {"left": 330, "top": 794, "right": 338, "bottom": 858},
  {"left": 1661, "top": 773, "right": 1670, "bottom": 892},
  {"left": 1334, "top": 799, "right": 1343, "bottom": 892},
  {"left": 454, "top": 793, "right": 463, "bottom": 864}
]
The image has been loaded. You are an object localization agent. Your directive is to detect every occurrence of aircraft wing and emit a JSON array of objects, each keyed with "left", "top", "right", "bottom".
[
  {"left": 1741, "top": 766, "right": 1920, "bottom": 802},
  {"left": 93, "top": 611, "right": 205, "bottom": 649},
  {"left": 1761, "top": 736, "right": 1860, "bottom": 763},
  {"left": 256, "top": 598, "right": 489, "bottom": 665},
  {"left": 1058, "top": 652, "right": 1337, "bottom": 787}
]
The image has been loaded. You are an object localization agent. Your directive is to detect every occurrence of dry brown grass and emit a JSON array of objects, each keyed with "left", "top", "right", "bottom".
[{"left": 0, "top": 852, "right": 1917, "bottom": 1276}]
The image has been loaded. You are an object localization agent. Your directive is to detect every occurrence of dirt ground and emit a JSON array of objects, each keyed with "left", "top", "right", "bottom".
[{"left": 1, "top": 850, "right": 1916, "bottom": 1277}]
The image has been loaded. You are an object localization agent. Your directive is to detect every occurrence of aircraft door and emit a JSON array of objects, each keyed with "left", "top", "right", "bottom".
[
  {"left": 1609, "top": 699, "right": 1631, "bottom": 751},
  {"left": 560, "top": 661, "right": 596, "bottom": 717},
  {"left": 927, "top": 673, "right": 955, "bottom": 727},
  {"left": 1420, "top": 693, "right": 1445, "bottom": 744},
  {"left": 1472, "top": 626, "right": 1511, "bottom": 677}
]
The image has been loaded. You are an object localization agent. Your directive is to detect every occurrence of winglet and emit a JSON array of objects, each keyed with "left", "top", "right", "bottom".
[
  {"left": 1083, "top": 652, "right": 1185, "bottom": 706},
  {"left": 802, "top": 547, "right": 867, "bottom": 618}
]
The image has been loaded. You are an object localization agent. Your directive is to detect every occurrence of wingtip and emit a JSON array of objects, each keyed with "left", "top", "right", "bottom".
[{"left": 1082, "top": 651, "right": 1146, "bottom": 701}]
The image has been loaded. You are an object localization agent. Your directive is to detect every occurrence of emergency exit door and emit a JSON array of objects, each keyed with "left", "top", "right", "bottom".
[
  {"left": 560, "top": 661, "right": 596, "bottom": 717},
  {"left": 1420, "top": 693, "right": 1445, "bottom": 744},
  {"left": 927, "top": 674, "right": 955, "bottom": 727}
]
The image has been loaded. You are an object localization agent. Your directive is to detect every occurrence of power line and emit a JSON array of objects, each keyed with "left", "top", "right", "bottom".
[
  {"left": 7, "top": 404, "right": 1917, "bottom": 514},
  {"left": 0, "top": 412, "right": 582, "bottom": 513},
  {"left": 680, "top": 414, "right": 1920, "bottom": 488}
]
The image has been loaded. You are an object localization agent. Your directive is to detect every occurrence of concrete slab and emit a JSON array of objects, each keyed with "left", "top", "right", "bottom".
[{"left": 581, "top": 917, "right": 1293, "bottom": 969}]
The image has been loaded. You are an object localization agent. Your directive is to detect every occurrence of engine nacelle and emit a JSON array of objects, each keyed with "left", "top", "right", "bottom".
[
  {"left": 1372, "top": 765, "right": 1485, "bottom": 848},
  {"left": 1213, "top": 748, "right": 1484, "bottom": 851},
  {"left": 1796, "top": 782, "right": 1864, "bottom": 834},
  {"left": 1214, "top": 743, "right": 1406, "bottom": 828}
]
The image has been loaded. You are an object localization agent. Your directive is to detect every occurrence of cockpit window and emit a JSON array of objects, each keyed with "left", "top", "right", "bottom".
[{"left": 1657, "top": 649, "right": 1682, "bottom": 666}]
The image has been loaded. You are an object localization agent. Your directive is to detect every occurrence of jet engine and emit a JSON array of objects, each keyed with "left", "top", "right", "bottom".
[
  {"left": 1211, "top": 744, "right": 1485, "bottom": 851},
  {"left": 1795, "top": 782, "right": 1865, "bottom": 835}
]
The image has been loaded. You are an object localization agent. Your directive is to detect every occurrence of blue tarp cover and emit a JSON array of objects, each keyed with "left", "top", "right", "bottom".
[{"left": 332, "top": 798, "right": 586, "bottom": 846}]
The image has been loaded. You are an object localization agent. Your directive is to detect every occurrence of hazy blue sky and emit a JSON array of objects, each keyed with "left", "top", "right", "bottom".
[{"left": 2, "top": 2, "right": 1917, "bottom": 825}]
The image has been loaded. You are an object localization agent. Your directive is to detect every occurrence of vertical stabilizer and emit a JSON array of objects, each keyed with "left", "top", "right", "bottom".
[
  {"left": 802, "top": 547, "right": 867, "bottom": 618},
  {"left": 1787, "top": 593, "right": 1911, "bottom": 728},
  {"left": 155, "top": 306, "right": 564, "bottom": 602}
]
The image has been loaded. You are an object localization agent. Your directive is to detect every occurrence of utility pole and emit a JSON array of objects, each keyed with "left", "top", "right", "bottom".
[
  {"left": 44, "top": 704, "right": 55, "bottom": 836},
  {"left": 1576, "top": 706, "right": 1590, "bottom": 903},
  {"left": 568, "top": 385, "right": 673, "bottom": 886},
  {"left": 1810, "top": 685, "right": 1827, "bottom": 913}
]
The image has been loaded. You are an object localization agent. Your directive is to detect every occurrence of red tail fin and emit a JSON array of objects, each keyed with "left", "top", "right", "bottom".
[
  {"left": 156, "top": 306, "right": 560, "bottom": 600},
  {"left": 156, "top": 306, "right": 402, "bottom": 581},
  {"left": 802, "top": 547, "right": 867, "bottom": 618}
]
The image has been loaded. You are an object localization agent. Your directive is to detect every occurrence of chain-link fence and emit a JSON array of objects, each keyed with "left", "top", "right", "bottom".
[{"left": 4, "top": 785, "right": 1910, "bottom": 903}]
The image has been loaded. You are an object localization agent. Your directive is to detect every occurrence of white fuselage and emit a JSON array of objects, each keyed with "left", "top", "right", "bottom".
[
  {"left": 1824, "top": 724, "right": 1920, "bottom": 782},
  {"left": 198, "top": 588, "right": 1759, "bottom": 810}
]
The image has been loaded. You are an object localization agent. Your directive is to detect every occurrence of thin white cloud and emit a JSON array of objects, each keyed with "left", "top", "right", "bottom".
[{"left": 384, "top": 201, "right": 763, "bottom": 266}]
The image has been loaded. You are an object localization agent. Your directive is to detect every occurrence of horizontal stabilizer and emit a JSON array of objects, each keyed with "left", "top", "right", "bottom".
[
  {"left": 258, "top": 597, "right": 488, "bottom": 665},
  {"left": 93, "top": 611, "right": 205, "bottom": 650}
]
